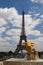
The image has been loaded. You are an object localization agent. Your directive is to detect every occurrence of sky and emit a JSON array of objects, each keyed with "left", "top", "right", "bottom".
[{"left": 0, "top": 0, "right": 43, "bottom": 52}]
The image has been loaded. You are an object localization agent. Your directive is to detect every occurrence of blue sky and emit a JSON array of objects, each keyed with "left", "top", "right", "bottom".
[{"left": 0, "top": 0, "right": 43, "bottom": 52}]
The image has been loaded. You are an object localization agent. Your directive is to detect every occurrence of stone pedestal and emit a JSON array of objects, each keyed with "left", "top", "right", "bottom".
[
  {"left": 3, "top": 58, "right": 43, "bottom": 65},
  {"left": 26, "top": 54, "right": 38, "bottom": 60}
]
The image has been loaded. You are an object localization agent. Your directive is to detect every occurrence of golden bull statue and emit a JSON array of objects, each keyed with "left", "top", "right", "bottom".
[{"left": 23, "top": 42, "right": 38, "bottom": 60}]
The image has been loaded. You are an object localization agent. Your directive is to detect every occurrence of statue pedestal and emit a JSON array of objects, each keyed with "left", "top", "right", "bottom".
[
  {"left": 26, "top": 53, "right": 39, "bottom": 60},
  {"left": 3, "top": 58, "right": 43, "bottom": 65}
]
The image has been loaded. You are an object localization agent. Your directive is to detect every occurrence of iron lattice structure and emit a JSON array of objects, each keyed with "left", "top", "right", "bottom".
[{"left": 14, "top": 11, "right": 27, "bottom": 58}]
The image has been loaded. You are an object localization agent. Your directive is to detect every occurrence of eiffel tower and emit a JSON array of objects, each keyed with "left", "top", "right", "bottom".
[{"left": 14, "top": 11, "right": 27, "bottom": 58}]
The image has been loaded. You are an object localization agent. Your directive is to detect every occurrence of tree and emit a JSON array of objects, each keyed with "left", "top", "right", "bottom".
[{"left": 8, "top": 51, "right": 13, "bottom": 56}]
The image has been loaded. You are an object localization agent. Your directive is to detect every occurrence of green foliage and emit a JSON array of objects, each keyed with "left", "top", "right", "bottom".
[
  {"left": 38, "top": 51, "right": 43, "bottom": 57},
  {"left": 8, "top": 51, "right": 13, "bottom": 56},
  {"left": 0, "top": 51, "right": 13, "bottom": 58}
]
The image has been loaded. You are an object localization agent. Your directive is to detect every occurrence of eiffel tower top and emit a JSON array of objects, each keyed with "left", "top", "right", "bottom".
[
  {"left": 22, "top": 11, "right": 25, "bottom": 15},
  {"left": 21, "top": 11, "right": 25, "bottom": 36}
]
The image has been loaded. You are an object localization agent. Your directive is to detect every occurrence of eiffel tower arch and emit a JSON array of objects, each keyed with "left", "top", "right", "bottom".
[{"left": 14, "top": 11, "right": 27, "bottom": 58}]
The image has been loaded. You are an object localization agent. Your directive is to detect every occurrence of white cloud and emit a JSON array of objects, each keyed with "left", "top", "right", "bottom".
[
  {"left": 0, "top": 18, "right": 7, "bottom": 27},
  {"left": 0, "top": 37, "right": 17, "bottom": 52},
  {"left": 40, "top": 15, "right": 43, "bottom": 18},
  {"left": 0, "top": 8, "right": 18, "bottom": 20},
  {"left": 31, "top": 0, "right": 43, "bottom": 3},
  {"left": 10, "top": 15, "right": 22, "bottom": 27},
  {"left": 0, "top": 38, "right": 9, "bottom": 46},
  {"left": 0, "top": 36, "right": 43, "bottom": 52},
  {"left": 0, "top": 27, "right": 6, "bottom": 34},
  {"left": 33, "top": 37, "right": 43, "bottom": 51},
  {"left": 27, "top": 30, "right": 41, "bottom": 36},
  {"left": 25, "top": 15, "right": 41, "bottom": 36},
  {"left": 4, "top": 37, "right": 11, "bottom": 41},
  {"left": 6, "top": 29, "right": 21, "bottom": 36},
  {"left": 25, "top": 15, "right": 40, "bottom": 30}
]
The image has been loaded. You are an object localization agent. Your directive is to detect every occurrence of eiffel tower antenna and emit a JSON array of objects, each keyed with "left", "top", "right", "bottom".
[
  {"left": 21, "top": 11, "right": 25, "bottom": 36},
  {"left": 14, "top": 11, "right": 27, "bottom": 58}
]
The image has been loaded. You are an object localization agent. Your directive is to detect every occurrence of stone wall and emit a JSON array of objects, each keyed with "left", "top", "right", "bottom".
[{"left": 3, "top": 61, "right": 43, "bottom": 65}]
